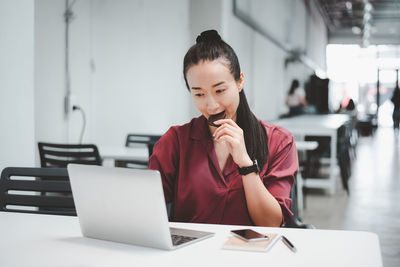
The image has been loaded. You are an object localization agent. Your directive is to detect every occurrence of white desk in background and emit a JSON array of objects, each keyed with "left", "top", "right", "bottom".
[
  {"left": 99, "top": 146, "right": 149, "bottom": 166},
  {"left": 273, "top": 114, "right": 350, "bottom": 194},
  {"left": 295, "top": 141, "right": 319, "bottom": 151},
  {"left": 0, "top": 212, "right": 382, "bottom": 267}
]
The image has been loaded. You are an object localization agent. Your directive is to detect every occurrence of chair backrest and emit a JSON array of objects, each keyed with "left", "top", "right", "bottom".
[
  {"left": 285, "top": 179, "right": 315, "bottom": 229},
  {"left": 38, "top": 142, "right": 102, "bottom": 168},
  {"left": 125, "top": 134, "right": 161, "bottom": 157},
  {"left": 0, "top": 167, "right": 76, "bottom": 216}
]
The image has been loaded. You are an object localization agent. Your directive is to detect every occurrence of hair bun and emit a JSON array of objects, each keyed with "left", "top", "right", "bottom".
[{"left": 196, "top": 29, "right": 221, "bottom": 44}]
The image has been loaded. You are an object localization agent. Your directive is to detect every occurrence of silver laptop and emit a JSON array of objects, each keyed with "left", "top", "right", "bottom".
[{"left": 67, "top": 164, "right": 214, "bottom": 250}]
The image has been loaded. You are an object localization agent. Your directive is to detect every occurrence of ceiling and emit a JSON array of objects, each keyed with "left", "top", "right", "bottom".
[{"left": 315, "top": 0, "right": 400, "bottom": 45}]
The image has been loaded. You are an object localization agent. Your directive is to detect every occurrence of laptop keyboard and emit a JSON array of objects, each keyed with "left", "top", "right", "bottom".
[{"left": 171, "top": 234, "right": 198, "bottom": 246}]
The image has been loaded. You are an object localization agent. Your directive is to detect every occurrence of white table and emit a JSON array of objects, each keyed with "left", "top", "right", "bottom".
[
  {"left": 99, "top": 146, "right": 149, "bottom": 166},
  {"left": 273, "top": 114, "right": 350, "bottom": 194},
  {"left": 295, "top": 141, "right": 319, "bottom": 151},
  {"left": 0, "top": 212, "right": 382, "bottom": 267}
]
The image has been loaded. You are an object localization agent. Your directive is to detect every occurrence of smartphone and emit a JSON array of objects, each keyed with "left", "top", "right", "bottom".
[{"left": 230, "top": 229, "right": 269, "bottom": 242}]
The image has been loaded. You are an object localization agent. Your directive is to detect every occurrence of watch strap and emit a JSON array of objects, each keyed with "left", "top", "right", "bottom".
[{"left": 238, "top": 159, "right": 260, "bottom": 175}]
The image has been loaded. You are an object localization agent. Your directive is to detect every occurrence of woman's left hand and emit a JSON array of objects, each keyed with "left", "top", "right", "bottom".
[{"left": 213, "top": 119, "right": 253, "bottom": 167}]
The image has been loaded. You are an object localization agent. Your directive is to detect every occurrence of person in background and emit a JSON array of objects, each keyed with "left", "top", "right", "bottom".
[
  {"left": 391, "top": 85, "right": 400, "bottom": 131},
  {"left": 337, "top": 98, "right": 356, "bottom": 114},
  {"left": 346, "top": 99, "right": 355, "bottom": 111},
  {"left": 149, "top": 30, "right": 298, "bottom": 227},
  {"left": 285, "top": 79, "right": 307, "bottom": 116}
]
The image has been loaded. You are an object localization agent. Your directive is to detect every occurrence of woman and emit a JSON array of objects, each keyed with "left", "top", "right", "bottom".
[
  {"left": 285, "top": 79, "right": 307, "bottom": 116},
  {"left": 149, "top": 30, "right": 298, "bottom": 227},
  {"left": 391, "top": 85, "right": 400, "bottom": 130}
]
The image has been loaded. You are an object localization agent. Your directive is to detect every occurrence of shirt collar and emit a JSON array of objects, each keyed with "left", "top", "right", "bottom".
[{"left": 190, "top": 115, "right": 212, "bottom": 141}]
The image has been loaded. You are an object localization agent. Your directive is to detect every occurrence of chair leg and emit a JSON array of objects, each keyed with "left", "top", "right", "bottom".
[
  {"left": 296, "top": 172, "right": 304, "bottom": 220},
  {"left": 114, "top": 160, "right": 126, "bottom": 167}
]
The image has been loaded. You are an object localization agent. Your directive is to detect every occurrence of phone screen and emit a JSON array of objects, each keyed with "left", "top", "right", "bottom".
[{"left": 231, "top": 229, "right": 269, "bottom": 241}]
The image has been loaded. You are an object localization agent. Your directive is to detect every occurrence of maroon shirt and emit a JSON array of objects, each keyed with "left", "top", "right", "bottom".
[{"left": 148, "top": 116, "right": 298, "bottom": 226}]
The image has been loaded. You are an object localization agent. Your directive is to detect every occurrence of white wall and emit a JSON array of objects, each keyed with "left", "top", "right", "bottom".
[
  {"left": 0, "top": 0, "right": 35, "bottom": 170},
  {"left": 306, "top": 1, "right": 328, "bottom": 72},
  {"left": 34, "top": 0, "right": 192, "bottom": 151},
  {"left": 89, "top": 0, "right": 191, "bottom": 146},
  {"left": 34, "top": 0, "right": 68, "bottom": 149},
  {"left": 189, "top": 0, "right": 223, "bottom": 41}
]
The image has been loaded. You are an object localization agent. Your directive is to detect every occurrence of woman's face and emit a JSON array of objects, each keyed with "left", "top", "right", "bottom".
[{"left": 186, "top": 59, "right": 243, "bottom": 124}]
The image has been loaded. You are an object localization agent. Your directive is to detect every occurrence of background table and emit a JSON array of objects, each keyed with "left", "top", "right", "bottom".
[
  {"left": 99, "top": 146, "right": 149, "bottom": 166},
  {"left": 0, "top": 212, "right": 382, "bottom": 267},
  {"left": 273, "top": 114, "right": 350, "bottom": 194}
]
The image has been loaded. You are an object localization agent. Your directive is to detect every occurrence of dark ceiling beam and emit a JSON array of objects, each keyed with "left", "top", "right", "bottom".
[
  {"left": 315, "top": 0, "right": 400, "bottom": 32},
  {"left": 314, "top": 0, "right": 336, "bottom": 32}
]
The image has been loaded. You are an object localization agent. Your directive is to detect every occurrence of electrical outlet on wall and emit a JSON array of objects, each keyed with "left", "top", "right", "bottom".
[{"left": 64, "top": 94, "right": 77, "bottom": 116}]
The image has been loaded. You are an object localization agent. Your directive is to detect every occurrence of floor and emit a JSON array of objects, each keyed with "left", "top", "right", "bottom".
[{"left": 302, "top": 126, "right": 400, "bottom": 267}]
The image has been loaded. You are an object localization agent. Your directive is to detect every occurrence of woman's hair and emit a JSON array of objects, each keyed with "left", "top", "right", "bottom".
[
  {"left": 288, "top": 79, "right": 299, "bottom": 95},
  {"left": 183, "top": 30, "right": 268, "bottom": 167},
  {"left": 346, "top": 99, "right": 355, "bottom": 111}
]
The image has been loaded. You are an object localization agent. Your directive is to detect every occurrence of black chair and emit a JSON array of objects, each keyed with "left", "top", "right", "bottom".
[
  {"left": 118, "top": 134, "right": 162, "bottom": 168},
  {"left": 303, "top": 122, "right": 353, "bottom": 195},
  {"left": 125, "top": 134, "right": 161, "bottom": 157},
  {"left": 336, "top": 123, "right": 353, "bottom": 194},
  {"left": 0, "top": 167, "right": 76, "bottom": 216},
  {"left": 38, "top": 142, "right": 102, "bottom": 168},
  {"left": 284, "top": 179, "right": 315, "bottom": 229}
]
